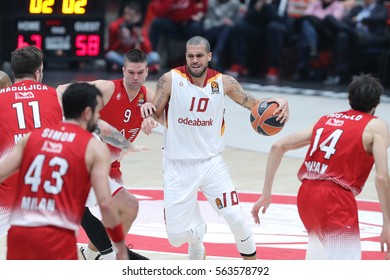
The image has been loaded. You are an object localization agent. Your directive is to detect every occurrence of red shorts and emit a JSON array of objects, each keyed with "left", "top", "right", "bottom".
[
  {"left": 297, "top": 180, "right": 361, "bottom": 259},
  {"left": 7, "top": 225, "right": 78, "bottom": 260},
  {"left": 298, "top": 180, "right": 359, "bottom": 234},
  {"left": 0, "top": 173, "right": 18, "bottom": 211},
  {"left": 110, "top": 161, "right": 124, "bottom": 185}
]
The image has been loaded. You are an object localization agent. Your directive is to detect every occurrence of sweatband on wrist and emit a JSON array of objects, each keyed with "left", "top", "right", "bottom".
[{"left": 105, "top": 224, "right": 124, "bottom": 243}]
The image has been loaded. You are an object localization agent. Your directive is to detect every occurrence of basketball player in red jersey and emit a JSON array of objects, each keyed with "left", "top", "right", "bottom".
[
  {"left": 57, "top": 48, "right": 153, "bottom": 260},
  {"left": 0, "top": 46, "right": 64, "bottom": 239},
  {"left": 141, "top": 36, "right": 289, "bottom": 260},
  {"left": 0, "top": 82, "right": 128, "bottom": 260},
  {"left": 251, "top": 74, "right": 390, "bottom": 260}
]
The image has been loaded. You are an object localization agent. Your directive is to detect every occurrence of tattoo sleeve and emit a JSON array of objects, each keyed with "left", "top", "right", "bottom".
[
  {"left": 226, "top": 76, "right": 257, "bottom": 109},
  {"left": 154, "top": 76, "right": 168, "bottom": 116},
  {"left": 99, "top": 127, "right": 131, "bottom": 150}
]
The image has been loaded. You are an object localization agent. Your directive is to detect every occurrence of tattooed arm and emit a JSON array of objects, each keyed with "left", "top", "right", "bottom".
[
  {"left": 97, "top": 120, "right": 149, "bottom": 155},
  {"left": 142, "top": 72, "right": 172, "bottom": 135},
  {"left": 222, "top": 74, "right": 289, "bottom": 123}
]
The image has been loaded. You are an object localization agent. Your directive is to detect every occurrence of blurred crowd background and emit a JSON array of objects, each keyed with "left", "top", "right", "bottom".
[{"left": 1, "top": 0, "right": 390, "bottom": 89}]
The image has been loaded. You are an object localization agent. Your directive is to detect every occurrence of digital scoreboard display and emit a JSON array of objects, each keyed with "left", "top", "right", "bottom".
[{"left": 1, "top": 0, "right": 106, "bottom": 62}]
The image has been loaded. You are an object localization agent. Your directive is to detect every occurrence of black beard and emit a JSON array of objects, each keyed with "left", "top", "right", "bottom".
[
  {"left": 187, "top": 65, "right": 207, "bottom": 78},
  {"left": 87, "top": 120, "right": 98, "bottom": 133}
]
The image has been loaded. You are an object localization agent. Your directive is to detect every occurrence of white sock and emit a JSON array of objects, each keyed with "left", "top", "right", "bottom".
[
  {"left": 101, "top": 249, "right": 116, "bottom": 260},
  {"left": 82, "top": 246, "right": 102, "bottom": 260}
]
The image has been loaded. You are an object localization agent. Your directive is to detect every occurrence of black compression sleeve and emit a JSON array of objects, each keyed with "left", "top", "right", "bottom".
[{"left": 81, "top": 207, "right": 113, "bottom": 252}]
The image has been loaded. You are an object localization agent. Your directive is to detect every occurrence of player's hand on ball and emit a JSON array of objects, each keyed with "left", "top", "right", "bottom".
[
  {"left": 267, "top": 97, "right": 289, "bottom": 123},
  {"left": 250, "top": 101, "right": 285, "bottom": 136}
]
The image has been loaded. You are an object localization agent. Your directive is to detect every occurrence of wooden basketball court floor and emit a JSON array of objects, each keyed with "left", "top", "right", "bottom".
[{"left": 1, "top": 74, "right": 390, "bottom": 260}]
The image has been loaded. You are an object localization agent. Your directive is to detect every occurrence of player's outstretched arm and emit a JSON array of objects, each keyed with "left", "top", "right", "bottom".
[
  {"left": 222, "top": 74, "right": 289, "bottom": 123},
  {"left": 251, "top": 127, "right": 313, "bottom": 225},
  {"left": 370, "top": 119, "right": 390, "bottom": 260},
  {"left": 88, "top": 139, "right": 128, "bottom": 260},
  {"left": 97, "top": 119, "right": 149, "bottom": 162},
  {"left": 57, "top": 80, "right": 114, "bottom": 105}
]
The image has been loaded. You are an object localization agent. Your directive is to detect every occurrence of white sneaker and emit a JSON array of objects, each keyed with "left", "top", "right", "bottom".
[
  {"left": 188, "top": 242, "right": 206, "bottom": 260},
  {"left": 79, "top": 246, "right": 103, "bottom": 260},
  {"left": 323, "top": 75, "right": 340, "bottom": 86},
  {"left": 188, "top": 224, "right": 207, "bottom": 260}
]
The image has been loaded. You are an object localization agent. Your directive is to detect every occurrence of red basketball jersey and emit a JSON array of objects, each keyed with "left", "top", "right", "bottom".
[
  {"left": 0, "top": 80, "right": 63, "bottom": 217},
  {"left": 99, "top": 79, "right": 148, "bottom": 181},
  {"left": 100, "top": 79, "right": 147, "bottom": 144},
  {"left": 9, "top": 122, "right": 93, "bottom": 232},
  {"left": 297, "top": 110, "right": 375, "bottom": 195}
]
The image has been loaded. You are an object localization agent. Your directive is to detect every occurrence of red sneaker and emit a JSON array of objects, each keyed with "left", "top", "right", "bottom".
[
  {"left": 226, "top": 64, "right": 248, "bottom": 78},
  {"left": 266, "top": 67, "right": 280, "bottom": 82}
]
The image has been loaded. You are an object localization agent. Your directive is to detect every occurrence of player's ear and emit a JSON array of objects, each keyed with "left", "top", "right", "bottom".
[
  {"left": 33, "top": 68, "right": 40, "bottom": 82},
  {"left": 83, "top": 106, "right": 93, "bottom": 121}
]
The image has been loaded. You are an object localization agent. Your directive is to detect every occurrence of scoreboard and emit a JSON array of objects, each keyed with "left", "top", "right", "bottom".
[{"left": 0, "top": 0, "right": 106, "bottom": 62}]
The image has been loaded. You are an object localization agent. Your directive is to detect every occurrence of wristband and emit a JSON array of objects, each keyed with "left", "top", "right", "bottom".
[{"left": 106, "top": 224, "right": 124, "bottom": 243}]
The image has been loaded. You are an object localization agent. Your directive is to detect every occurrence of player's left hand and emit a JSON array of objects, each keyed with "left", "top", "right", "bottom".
[
  {"left": 141, "top": 102, "right": 156, "bottom": 118},
  {"left": 267, "top": 97, "right": 289, "bottom": 123}
]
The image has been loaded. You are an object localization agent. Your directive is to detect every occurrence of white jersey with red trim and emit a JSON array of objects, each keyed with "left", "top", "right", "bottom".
[{"left": 163, "top": 67, "right": 226, "bottom": 160}]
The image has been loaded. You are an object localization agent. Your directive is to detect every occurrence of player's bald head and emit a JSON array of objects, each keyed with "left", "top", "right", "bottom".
[{"left": 0, "top": 71, "right": 12, "bottom": 89}]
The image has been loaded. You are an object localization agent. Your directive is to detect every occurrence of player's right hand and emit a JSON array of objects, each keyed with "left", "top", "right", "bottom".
[{"left": 251, "top": 194, "right": 271, "bottom": 225}]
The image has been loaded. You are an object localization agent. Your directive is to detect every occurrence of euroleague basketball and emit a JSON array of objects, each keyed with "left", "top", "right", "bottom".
[{"left": 250, "top": 101, "right": 285, "bottom": 136}]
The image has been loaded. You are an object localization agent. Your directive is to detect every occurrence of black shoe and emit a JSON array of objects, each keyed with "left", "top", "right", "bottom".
[{"left": 127, "top": 245, "right": 149, "bottom": 260}]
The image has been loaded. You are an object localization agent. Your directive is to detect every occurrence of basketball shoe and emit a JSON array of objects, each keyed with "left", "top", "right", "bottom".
[
  {"left": 265, "top": 67, "right": 280, "bottom": 82},
  {"left": 225, "top": 64, "right": 248, "bottom": 78},
  {"left": 188, "top": 224, "right": 207, "bottom": 260},
  {"left": 127, "top": 244, "right": 149, "bottom": 260},
  {"left": 79, "top": 246, "right": 103, "bottom": 260}
]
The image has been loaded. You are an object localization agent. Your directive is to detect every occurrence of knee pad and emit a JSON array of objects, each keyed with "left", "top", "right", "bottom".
[
  {"left": 167, "top": 223, "right": 206, "bottom": 247},
  {"left": 224, "top": 212, "right": 256, "bottom": 257}
]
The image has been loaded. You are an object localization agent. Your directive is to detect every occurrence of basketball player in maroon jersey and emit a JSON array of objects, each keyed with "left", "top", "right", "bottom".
[
  {"left": 0, "top": 82, "right": 128, "bottom": 260},
  {"left": 252, "top": 74, "right": 390, "bottom": 260},
  {"left": 57, "top": 48, "right": 154, "bottom": 260}
]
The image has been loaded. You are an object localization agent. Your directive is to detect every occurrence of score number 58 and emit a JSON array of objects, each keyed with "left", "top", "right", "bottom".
[{"left": 17, "top": 34, "right": 100, "bottom": 57}]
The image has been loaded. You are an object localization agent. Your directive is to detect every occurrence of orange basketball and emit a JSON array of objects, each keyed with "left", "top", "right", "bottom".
[{"left": 250, "top": 101, "right": 285, "bottom": 136}]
